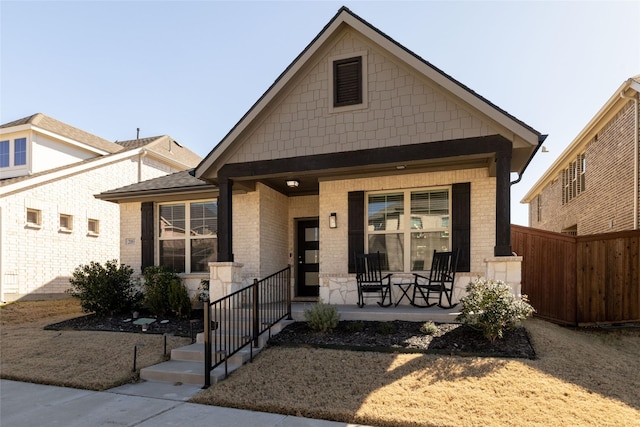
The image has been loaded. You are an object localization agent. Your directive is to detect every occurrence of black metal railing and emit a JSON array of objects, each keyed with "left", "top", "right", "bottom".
[{"left": 203, "top": 265, "right": 291, "bottom": 388}]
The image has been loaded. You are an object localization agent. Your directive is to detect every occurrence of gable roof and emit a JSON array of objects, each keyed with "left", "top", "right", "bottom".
[
  {"left": 196, "top": 6, "right": 544, "bottom": 181},
  {"left": 118, "top": 135, "right": 202, "bottom": 169},
  {"left": 1, "top": 113, "right": 122, "bottom": 154},
  {"left": 521, "top": 75, "right": 640, "bottom": 203}
]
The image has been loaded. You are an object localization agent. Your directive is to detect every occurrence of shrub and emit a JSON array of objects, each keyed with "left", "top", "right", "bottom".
[
  {"left": 456, "top": 277, "right": 535, "bottom": 343},
  {"left": 142, "top": 266, "right": 191, "bottom": 318},
  {"left": 420, "top": 321, "right": 438, "bottom": 335},
  {"left": 304, "top": 300, "right": 340, "bottom": 333},
  {"left": 375, "top": 321, "right": 397, "bottom": 335},
  {"left": 67, "top": 260, "right": 142, "bottom": 316}
]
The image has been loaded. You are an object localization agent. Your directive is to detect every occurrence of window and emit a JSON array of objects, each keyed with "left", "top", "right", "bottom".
[
  {"left": 334, "top": 56, "right": 362, "bottom": 107},
  {"left": 26, "top": 208, "right": 41, "bottom": 227},
  {"left": 88, "top": 219, "right": 100, "bottom": 235},
  {"left": 59, "top": 214, "right": 73, "bottom": 232},
  {"left": 367, "top": 188, "right": 450, "bottom": 272},
  {"left": 14, "top": 138, "right": 26, "bottom": 166},
  {"left": 158, "top": 201, "right": 217, "bottom": 273},
  {"left": 537, "top": 195, "right": 543, "bottom": 223},
  {"left": 0, "top": 140, "right": 8, "bottom": 167},
  {"left": 562, "top": 153, "right": 586, "bottom": 205}
]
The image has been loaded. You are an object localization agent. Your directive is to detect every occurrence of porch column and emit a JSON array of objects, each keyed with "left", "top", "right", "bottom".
[
  {"left": 218, "top": 176, "right": 234, "bottom": 262},
  {"left": 495, "top": 151, "right": 512, "bottom": 256}
]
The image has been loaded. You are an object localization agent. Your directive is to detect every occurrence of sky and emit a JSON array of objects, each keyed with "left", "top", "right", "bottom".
[{"left": 1, "top": 0, "right": 639, "bottom": 225}]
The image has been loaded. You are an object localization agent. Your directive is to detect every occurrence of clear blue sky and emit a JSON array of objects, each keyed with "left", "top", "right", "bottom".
[{"left": 1, "top": 1, "right": 639, "bottom": 225}]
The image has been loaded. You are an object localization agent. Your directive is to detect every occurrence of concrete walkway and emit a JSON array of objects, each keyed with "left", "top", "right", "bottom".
[{"left": 1, "top": 380, "right": 369, "bottom": 427}]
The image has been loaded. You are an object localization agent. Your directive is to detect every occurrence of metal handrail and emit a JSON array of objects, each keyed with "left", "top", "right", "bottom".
[{"left": 203, "top": 265, "right": 291, "bottom": 388}]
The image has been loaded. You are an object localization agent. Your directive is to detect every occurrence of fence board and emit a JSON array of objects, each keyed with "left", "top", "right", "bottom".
[{"left": 512, "top": 226, "right": 640, "bottom": 325}]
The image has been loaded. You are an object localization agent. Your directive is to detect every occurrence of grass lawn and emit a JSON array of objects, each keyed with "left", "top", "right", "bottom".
[{"left": 2, "top": 298, "right": 639, "bottom": 426}]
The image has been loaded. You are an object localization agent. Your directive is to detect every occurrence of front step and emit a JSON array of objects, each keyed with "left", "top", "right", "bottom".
[{"left": 140, "top": 318, "right": 292, "bottom": 386}]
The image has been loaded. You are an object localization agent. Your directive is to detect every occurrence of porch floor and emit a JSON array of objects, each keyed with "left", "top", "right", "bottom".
[{"left": 291, "top": 302, "right": 461, "bottom": 323}]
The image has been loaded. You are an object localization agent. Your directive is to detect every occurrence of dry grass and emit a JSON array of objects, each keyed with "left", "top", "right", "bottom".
[
  {"left": 0, "top": 298, "right": 191, "bottom": 391},
  {"left": 2, "top": 299, "right": 639, "bottom": 426},
  {"left": 191, "top": 319, "right": 640, "bottom": 427}
]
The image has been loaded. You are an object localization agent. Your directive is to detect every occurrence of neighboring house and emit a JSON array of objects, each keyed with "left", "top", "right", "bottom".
[
  {"left": 0, "top": 113, "right": 201, "bottom": 301},
  {"left": 522, "top": 76, "right": 640, "bottom": 235},
  {"left": 99, "top": 7, "right": 545, "bottom": 305}
]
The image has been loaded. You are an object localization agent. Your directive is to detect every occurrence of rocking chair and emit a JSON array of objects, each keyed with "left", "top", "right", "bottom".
[
  {"left": 411, "top": 249, "right": 459, "bottom": 308},
  {"left": 354, "top": 252, "right": 393, "bottom": 307}
]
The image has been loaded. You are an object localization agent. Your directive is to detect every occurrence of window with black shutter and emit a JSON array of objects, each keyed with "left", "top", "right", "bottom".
[{"left": 333, "top": 57, "right": 362, "bottom": 107}]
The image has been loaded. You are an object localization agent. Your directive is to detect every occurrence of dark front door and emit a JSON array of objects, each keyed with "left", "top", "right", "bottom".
[{"left": 296, "top": 219, "right": 319, "bottom": 297}]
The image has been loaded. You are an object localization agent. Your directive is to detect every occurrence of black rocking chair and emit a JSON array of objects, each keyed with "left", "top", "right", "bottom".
[
  {"left": 354, "top": 252, "right": 393, "bottom": 308},
  {"left": 411, "top": 249, "right": 459, "bottom": 308}
]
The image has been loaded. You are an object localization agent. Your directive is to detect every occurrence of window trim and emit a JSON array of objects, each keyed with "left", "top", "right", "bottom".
[
  {"left": 87, "top": 218, "right": 100, "bottom": 236},
  {"left": 156, "top": 199, "right": 218, "bottom": 274},
  {"left": 328, "top": 51, "right": 368, "bottom": 114},
  {"left": 59, "top": 214, "right": 73, "bottom": 233},
  {"left": 365, "top": 186, "right": 452, "bottom": 272},
  {"left": 0, "top": 137, "right": 28, "bottom": 169},
  {"left": 562, "top": 152, "right": 586, "bottom": 205},
  {"left": 26, "top": 208, "right": 42, "bottom": 229}
]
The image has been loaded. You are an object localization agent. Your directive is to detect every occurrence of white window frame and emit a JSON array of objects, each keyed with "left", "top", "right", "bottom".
[
  {"left": 366, "top": 187, "right": 451, "bottom": 272},
  {"left": 0, "top": 137, "right": 28, "bottom": 169},
  {"left": 157, "top": 199, "right": 217, "bottom": 274},
  {"left": 87, "top": 218, "right": 100, "bottom": 236}
]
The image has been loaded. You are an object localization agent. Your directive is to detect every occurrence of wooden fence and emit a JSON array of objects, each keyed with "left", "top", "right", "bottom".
[{"left": 512, "top": 225, "right": 640, "bottom": 325}]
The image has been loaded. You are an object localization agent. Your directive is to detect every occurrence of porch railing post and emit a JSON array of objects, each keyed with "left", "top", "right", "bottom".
[
  {"left": 286, "top": 265, "right": 292, "bottom": 320},
  {"left": 252, "top": 278, "right": 260, "bottom": 347},
  {"left": 203, "top": 298, "right": 211, "bottom": 388}
]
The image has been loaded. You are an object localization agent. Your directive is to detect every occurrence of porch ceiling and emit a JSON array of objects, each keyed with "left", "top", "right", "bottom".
[{"left": 243, "top": 154, "right": 492, "bottom": 196}]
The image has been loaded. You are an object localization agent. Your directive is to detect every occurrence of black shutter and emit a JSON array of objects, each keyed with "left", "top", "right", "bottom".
[
  {"left": 334, "top": 57, "right": 362, "bottom": 107},
  {"left": 451, "top": 183, "right": 471, "bottom": 272},
  {"left": 348, "top": 191, "right": 365, "bottom": 273},
  {"left": 141, "top": 202, "right": 154, "bottom": 271}
]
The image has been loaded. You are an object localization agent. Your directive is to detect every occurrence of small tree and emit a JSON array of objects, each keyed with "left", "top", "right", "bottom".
[
  {"left": 456, "top": 277, "right": 535, "bottom": 343},
  {"left": 142, "top": 266, "right": 191, "bottom": 318},
  {"left": 67, "top": 260, "right": 142, "bottom": 316}
]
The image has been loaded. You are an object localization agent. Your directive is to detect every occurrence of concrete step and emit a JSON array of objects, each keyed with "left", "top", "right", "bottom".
[
  {"left": 171, "top": 342, "right": 257, "bottom": 366},
  {"left": 139, "top": 360, "right": 240, "bottom": 386},
  {"left": 195, "top": 321, "right": 286, "bottom": 346}
]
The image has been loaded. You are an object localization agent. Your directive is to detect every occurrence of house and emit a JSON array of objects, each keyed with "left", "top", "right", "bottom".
[
  {"left": 0, "top": 113, "right": 201, "bottom": 301},
  {"left": 522, "top": 76, "right": 640, "bottom": 235},
  {"left": 98, "top": 7, "right": 545, "bottom": 305}
]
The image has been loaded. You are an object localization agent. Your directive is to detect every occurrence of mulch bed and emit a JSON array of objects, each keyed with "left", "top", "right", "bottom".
[
  {"left": 268, "top": 320, "right": 536, "bottom": 359},
  {"left": 45, "top": 313, "right": 536, "bottom": 359},
  {"left": 45, "top": 310, "right": 204, "bottom": 339}
]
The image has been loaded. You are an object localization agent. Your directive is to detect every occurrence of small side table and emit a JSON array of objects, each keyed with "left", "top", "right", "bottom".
[{"left": 393, "top": 281, "right": 413, "bottom": 306}]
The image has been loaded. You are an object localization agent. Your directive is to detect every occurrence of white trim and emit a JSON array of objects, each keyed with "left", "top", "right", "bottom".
[{"left": 0, "top": 148, "right": 142, "bottom": 196}]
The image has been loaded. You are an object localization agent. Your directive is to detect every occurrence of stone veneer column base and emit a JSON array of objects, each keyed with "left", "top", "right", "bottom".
[
  {"left": 484, "top": 256, "right": 523, "bottom": 296},
  {"left": 208, "top": 262, "right": 245, "bottom": 302}
]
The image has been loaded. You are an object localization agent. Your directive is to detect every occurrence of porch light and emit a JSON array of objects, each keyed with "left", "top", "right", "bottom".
[
  {"left": 286, "top": 180, "right": 300, "bottom": 188},
  {"left": 329, "top": 212, "right": 337, "bottom": 228}
]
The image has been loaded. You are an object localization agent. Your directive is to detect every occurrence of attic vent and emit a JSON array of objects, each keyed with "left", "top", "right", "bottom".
[{"left": 333, "top": 56, "right": 362, "bottom": 107}]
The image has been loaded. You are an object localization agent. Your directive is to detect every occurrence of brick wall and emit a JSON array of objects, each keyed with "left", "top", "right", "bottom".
[
  {"left": 1, "top": 157, "right": 182, "bottom": 300},
  {"left": 531, "top": 99, "right": 638, "bottom": 234}
]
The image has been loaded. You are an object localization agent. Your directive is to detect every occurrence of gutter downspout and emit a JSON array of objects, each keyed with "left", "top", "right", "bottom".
[
  {"left": 510, "top": 134, "right": 549, "bottom": 186},
  {"left": 620, "top": 90, "right": 639, "bottom": 230}
]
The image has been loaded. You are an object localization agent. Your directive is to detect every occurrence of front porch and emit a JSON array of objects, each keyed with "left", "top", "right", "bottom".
[{"left": 291, "top": 302, "right": 461, "bottom": 323}]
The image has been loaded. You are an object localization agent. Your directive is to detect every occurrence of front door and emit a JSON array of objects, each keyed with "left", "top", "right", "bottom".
[{"left": 296, "top": 219, "right": 320, "bottom": 297}]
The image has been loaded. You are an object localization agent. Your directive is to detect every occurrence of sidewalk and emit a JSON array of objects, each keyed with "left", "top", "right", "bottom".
[{"left": 0, "top": 380, "right": 369, "bottom": 427}]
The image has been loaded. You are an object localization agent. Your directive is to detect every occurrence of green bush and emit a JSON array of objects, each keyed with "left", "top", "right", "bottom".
[
  {"left": 142, "top": 266, "right": 191, "bottom": 318},
  {"left": 67, "top": 260, "right": 142, "bottom": 316},
  {"left": 304, "top": 300, "right": 340, "bottom": 333},
  {"left": 456, "top": 277, "right": 535, "bottom": 343},
  {"left": 420, "top": 321, "right": 438, "bottom": 335}
]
